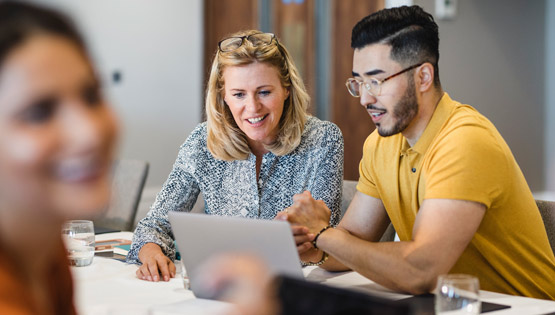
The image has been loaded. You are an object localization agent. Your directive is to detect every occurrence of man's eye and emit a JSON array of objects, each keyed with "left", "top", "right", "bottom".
[
  {"left": 20, "top": 98, "right": 57, "bottom": 123},
  {"left": 369, "top": 79, "right": 381, "bottom": 88}
]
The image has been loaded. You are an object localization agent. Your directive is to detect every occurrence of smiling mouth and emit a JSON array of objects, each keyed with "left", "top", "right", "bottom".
[
  {"left": 368, "top": 107, "right": 386, "bottom": 119},
  {"left": 55, "top": 157, "right": 107, "bottom": 184},
  {"left": 247, "top": 114, "right": 268, "bottom": 124}
]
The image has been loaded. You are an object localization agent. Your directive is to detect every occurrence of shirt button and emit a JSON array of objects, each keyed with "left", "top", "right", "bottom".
[
  {"left": 411, "top": 167, "right": 416, "bottom": 173},
  {"left": 240, "top": 209, "right": 248, "bottom": 216},
  {"left": 258, "top": 179, "right": 263, "bottom": 185}
]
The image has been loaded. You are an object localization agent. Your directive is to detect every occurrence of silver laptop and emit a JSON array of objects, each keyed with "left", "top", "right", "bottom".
[{"left": 168, "top": 212, "right": 304, "bottom": 296}]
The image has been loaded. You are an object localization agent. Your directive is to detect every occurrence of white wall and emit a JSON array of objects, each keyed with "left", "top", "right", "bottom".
[
  {"left": 416, "top": 0, "right": 546, "bottom": 191},
  {"left": 35, "top": 0, "right": 204, "bottom": 189}
]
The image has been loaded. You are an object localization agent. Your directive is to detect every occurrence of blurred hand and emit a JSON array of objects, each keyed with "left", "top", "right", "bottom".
[
  {"left": 136, "top": 243, "right": 176, "bottom": 282},
  {"left": 193, "top": 253, "right": 278, "bottom": 315}
]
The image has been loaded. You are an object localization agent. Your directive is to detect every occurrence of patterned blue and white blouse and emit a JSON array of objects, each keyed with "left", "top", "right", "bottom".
[{"left": 128, "top": 116, "right": 344, "bottom": 263}]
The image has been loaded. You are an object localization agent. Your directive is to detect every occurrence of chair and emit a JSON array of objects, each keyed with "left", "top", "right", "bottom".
[
  {"left": 191, "top": 192, "right": 205, "bottom": 213},
  {"left": 94, "top": 159, "right": 149, "bottom": 232},
  {"left": 536, "top": 199, "right": 555, "bottom": 254},
  {"left": 341, "top": 180, "right": 395, "bottom": 242}
]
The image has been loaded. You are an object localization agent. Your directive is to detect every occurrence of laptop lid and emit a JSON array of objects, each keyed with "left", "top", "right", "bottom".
[{"left": 168, "top": 212, "right": 304, "bottom": 296}]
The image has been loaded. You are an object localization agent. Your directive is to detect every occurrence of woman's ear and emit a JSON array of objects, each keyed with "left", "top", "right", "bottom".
[{"left": 417, "top": 63, "right": 434, "bottom": 92}]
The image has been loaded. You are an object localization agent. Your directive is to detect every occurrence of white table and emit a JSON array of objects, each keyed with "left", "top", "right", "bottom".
[{"left": 72, "top": 232, "right": 555, "bottom": 315}]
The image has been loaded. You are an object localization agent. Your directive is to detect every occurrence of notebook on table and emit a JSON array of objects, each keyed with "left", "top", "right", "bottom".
[{"left": 168, "top": 212, "right": 304, "bottom": 298}]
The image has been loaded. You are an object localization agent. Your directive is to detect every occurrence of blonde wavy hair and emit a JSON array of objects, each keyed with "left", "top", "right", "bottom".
[{"left": 206, "top": 30, "right": 309, "bottom": 160}]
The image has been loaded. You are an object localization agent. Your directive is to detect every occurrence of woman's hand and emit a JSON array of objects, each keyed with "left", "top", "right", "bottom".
[{"left": 136, "top": 243, "right": 176, "bottom": 282}]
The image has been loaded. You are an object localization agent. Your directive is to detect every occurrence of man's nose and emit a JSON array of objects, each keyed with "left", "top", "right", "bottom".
[{"left": 359, "top": 89, "right": 377, "bottom": 108}]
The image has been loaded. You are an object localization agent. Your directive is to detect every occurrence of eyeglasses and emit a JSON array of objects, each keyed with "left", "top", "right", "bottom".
[
  {"left": 345, "top": 63, "right": 423, "bottom": 97},
  {"left": 218, "top": 33, "right": 277, "bottom": 53}
]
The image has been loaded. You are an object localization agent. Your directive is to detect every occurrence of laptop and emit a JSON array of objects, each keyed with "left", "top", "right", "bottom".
[{"left": 168, "top": 212, "right": 304, "bottom": 297}]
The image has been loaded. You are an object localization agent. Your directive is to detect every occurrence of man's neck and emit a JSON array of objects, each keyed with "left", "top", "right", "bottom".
[{"left": 403, "top": 89, "right": 444, "bottom": 147}]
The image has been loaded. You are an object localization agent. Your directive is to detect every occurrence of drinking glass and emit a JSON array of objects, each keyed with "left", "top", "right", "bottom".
[
  {"left": 62, "top": 220, "right": 95, "bottom": 267},
  {"left": 435, "top": 274, "right": 481, "bottom": 314}
]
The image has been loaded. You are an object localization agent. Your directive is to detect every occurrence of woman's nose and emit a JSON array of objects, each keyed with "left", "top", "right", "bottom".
[
  {"left": 244, "top": 94, "right": 261, "bottom": 111},
  {"left": 61, "top": 102, "right": 105, "bottom": 153}
]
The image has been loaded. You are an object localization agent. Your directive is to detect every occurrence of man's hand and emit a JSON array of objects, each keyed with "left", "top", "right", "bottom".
[
  {"left": 276, "top": 191, "right": 332, "bottom": 259},
  {"left": 275, "top": 211, "right": 314, "bottom": 255},
  {"left": 136, "top": 243, "right": 176, "bottom": 282},
  {"left": 285, "top": 191, "right": 331, "bottom": 234}
]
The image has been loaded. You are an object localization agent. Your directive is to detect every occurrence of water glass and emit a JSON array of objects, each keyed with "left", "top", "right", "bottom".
[
  {"left": 62, "top": 220, "right": 95, "bottom": 267},
  {"left": 435, "top": 274, "right": 481, "bottom": 314}
]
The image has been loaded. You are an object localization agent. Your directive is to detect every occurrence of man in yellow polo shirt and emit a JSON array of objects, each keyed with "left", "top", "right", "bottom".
[{"left": 282, "top": 5, "right": 555, "bottom": 299}]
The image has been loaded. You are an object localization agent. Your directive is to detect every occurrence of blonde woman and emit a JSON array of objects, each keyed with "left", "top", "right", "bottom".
[
  {"left": 0, "top": 2, "right": 118, "bottom": 313},
  {"left": 130, "top": 30, "right": 344, "bottom": 282}
]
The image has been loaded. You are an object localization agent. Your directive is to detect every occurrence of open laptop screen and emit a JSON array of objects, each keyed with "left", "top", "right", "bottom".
[{"left": 168, "top": 211, "right": 304, "bottom": 297}]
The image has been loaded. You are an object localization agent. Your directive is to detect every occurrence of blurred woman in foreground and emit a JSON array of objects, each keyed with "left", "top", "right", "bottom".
[{"left": 0, "top": 2, "right": 118, "bottom": 314}]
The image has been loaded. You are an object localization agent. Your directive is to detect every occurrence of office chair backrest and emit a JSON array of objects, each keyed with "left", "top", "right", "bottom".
[
  {"left": 341, "top": 180, "right": 395, "bottom": 242},
  {"left": 536, "top": 199, "right": 555, "bottom": 255},
  {"left": 94, "top": 159, "right": 149, "bottom": 232}
]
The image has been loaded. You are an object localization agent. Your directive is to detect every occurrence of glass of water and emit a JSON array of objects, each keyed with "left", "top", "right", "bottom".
[
  {"left": 435, "top": 274, "right": 481, "bottom": 314},
  {"left": 62, "top": 220, "right": 95, "bottom": 267}
]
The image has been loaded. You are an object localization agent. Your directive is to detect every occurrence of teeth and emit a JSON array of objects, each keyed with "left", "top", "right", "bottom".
[
  {"left": 247, "top": 116, "right": 265, "bottom": 123},
  {"left": 55, "top": 157, "right": 101, "bottom": 182},
  {"left": 371, "top": 112, "right": 384, "bottom": 117}
]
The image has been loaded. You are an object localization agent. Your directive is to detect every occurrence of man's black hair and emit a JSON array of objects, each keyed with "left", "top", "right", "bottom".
[{"left": 352, "top": 5, "right": 440, "bottom": 86}]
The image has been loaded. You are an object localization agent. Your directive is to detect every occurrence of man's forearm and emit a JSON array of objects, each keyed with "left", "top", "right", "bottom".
[{"left": 316, "top": 228, "right": 437, "bottom": 295}]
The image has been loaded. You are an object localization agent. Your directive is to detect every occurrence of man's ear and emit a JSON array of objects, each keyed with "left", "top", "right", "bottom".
[{"left": 416, "top": 63, "right": 435, "bottom": 92}]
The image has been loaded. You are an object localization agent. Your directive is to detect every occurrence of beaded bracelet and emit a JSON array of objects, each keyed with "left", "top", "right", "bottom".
[
  {"left": 302, "top": 251, "right": 329, "bottom": 266},
  {"left": 312, "top": 225, "right": 332, "bottom": 249}
]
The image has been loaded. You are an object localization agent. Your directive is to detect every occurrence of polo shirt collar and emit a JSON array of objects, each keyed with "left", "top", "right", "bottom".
[{"left": 411, "top": 92, "right": 455, "bottom": 154}]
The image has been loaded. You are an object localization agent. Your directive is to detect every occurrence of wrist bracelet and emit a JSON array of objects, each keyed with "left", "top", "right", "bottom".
[
  {"left": 302, "top": 251, "right": 329, "bottom": 266},
  {"left": 312, "top": 225, "right": 332, "bottom": 249}
]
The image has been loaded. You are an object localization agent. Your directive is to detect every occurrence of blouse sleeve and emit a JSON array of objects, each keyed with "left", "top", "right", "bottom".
[
  {"left": 127, "top": 130, "right": 203, "bottom": 264},
  {"left": 306, "top": 122, "right": 344, "bottom": 226}
]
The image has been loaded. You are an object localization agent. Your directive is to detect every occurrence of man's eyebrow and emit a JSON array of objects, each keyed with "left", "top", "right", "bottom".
[{"left": 352, "top": 69, "right": 385, "bottom": 77}]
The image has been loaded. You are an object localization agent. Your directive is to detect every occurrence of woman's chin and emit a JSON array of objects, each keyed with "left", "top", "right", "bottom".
[
  {"left": 53, "top": 185, "right": 112, "bottom": 220},
  {"left": 60, "top": 199, "right": 110, "bottom": 220}
]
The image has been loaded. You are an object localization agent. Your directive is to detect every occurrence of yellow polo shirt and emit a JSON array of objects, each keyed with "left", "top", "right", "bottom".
[{"left": 358, "top": 93, "right": 555, "bottom": 300}]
